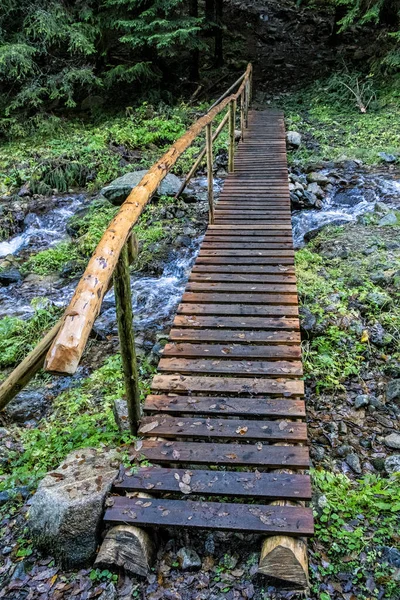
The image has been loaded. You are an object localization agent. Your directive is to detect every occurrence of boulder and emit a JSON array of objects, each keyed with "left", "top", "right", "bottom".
[
  {"left": 286, "top": 131, "right": 302, "bottom": 148},
  {"left": 378, "top": 152, "right": 397, "bottom": 164},
  {"left": 100, "top": 171, "right": 183, "bottom": 206},
  {"left": 0, "top": 267, "right": 22, "bottom": 286},
  {"left": 384, "top": 455, "right": 400, "bottom": 474},
  {"left": 307, "top": 172, "right": 330, "bottom": 185},
  {"left": 29, "top": 447, "right": 120, "bottom": 568},
  {"left": 386, "top": 380, "right": 400, "bottom": 404},
  {"left": 379, "top": 212, "right": 397, "bottom": 226},
  {"left": 307, "top": 182, "right": 324, "bottom": 198}
]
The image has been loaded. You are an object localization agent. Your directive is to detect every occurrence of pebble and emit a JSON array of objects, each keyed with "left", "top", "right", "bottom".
[
  {"left": 355, "top": 394, "right": 369, "bottom": 409},
  {"left": 177, "top": 547, "right": 202, "bottom": 570},
  {"left": 346, "top": 453, "right": 362, "bottom": 474},
  {"left": 2, "top": 546, "right": 12, "bottom": 555},
  {"left": 384, "top": 433, "right": 400, "bottom": 450},
  {"left": 386, "top": 379, "right": 400, "bottom": 404},
  {"left": 339, "top": 422, "right": 348, "bottom": 434}
]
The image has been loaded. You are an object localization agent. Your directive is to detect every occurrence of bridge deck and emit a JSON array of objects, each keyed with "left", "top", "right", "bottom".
[{"left": 104, "top": 111, "right": 313, "bottom": 539}]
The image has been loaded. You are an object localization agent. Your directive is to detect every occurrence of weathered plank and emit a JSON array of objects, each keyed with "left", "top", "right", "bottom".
[
  {"left": 114, "top": 467, "right": 312, "bottom": 500},
  {"left": 151, "top": 375, "right": 304, "bottom": 396},
  {"left": 169, "top": 328, "right": 301, "bottom": 344},
  {"left": 158, "top": 357, "right": 303, "bottom": 377},
  {"left": 104, "top": 497, "right": 314, "bottom": 536}
]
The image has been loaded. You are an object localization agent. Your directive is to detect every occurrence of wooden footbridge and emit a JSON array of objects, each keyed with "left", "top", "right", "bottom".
[{"left": 0, "top": 65, "right": 313, "bottom": 588}]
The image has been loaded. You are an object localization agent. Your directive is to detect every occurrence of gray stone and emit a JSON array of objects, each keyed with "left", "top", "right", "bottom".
[
  {"left": 354, "top": 394, "right": 369, "bottom": 409},
  {"left": 177, "top": 547, "right": 202, "bottom": 570},
  {"left": 346, "top": 453, "right": 362, "bottom": 474},
  {"left": 299, "top": 306, "right": 316, "bottom": 334},
  {"left": 286, "top": 131, "right": 302, "bottom": 147},
  {"left": 29, "top": 447, "right": 120, "bottom": 568},
  {"left": 374, "top": 202, "right": 390, "bottom": 214},
  {"left": 6, "top": 389, "right": 47, "bottom": 423},
  {"left": 98, "top": 583, "right": 117, "bottom": 600},
  {"left": 369, "top": 396, "right": 385, "bottom": 410},
  {"left": 307, "top": 172, "right": 330, "bottom": 185},
  {"left": 307, "top": 182, "right": 324, "bottom": 198},
  {"left": 100, "top": 171, "right": 183, "bottom": 206},
  {"left": 384, "top": 433, "right": 400, "bottom": 450},
  {"left": 0, "top": 268, "right": 22, "bottom": 285},
  {"left": 379, "top": 212, "right": 398, "bottom": 226},
  {"left": 339, "top": 422, "right": 348, "bottom": 435},
  {"left": 112, "top": 399, "right": 130, "bottom": 432},
  {"left": 387, "top": 380, "right": 400, "bottom": 404},
  {"left": 378, "top": 152, "right": 397, "bottom": 163},
  {"left": 311, "top": 446, "right": 325, "bottom": 461},
  {"left": 366, "top": 292, "right": 391, "bottom": 307},
  {"left": 384, "top": 455, "right": 400, "bottom": 474}
]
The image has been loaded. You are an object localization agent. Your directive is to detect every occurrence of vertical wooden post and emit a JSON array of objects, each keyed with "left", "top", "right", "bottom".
[
  {"left": 228, "top": 100, "right": 236, "bottom": 173},
  {"left": 240, "top": 90, "right": 246, "bottom": 141},
  {"left": 113, "top": 243, "right": 141, "bottom": 435},
  {"left": 245, "top": 80, "right": 250, "bottom": 128},
  {"left": 206, "top": 122, "right": 214, "bottom": 224}
]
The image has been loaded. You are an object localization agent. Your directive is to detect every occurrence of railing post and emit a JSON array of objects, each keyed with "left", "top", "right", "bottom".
[
  {"left": 245, "top": 80, "right": 250, "bottom": 128},
  {"left": 206, "top": 122, "right": 214, "bottom": 224},
  {"left": 113, "top": 242, "right": 141, "bottom": 435},
  {"left": 228, "top": 99, "right": 236, "bottom": 173},
  {"left": 240, "top": 90, "right": 246, "bottom": 141}
]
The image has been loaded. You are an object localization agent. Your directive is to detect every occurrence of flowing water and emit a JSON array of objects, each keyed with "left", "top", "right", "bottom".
[{"left": 292, "top": 173, "right": 400, "bottom": 247}]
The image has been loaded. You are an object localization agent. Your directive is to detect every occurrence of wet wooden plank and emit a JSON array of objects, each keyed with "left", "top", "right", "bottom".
[
  {"left": 104, "top": 497, "right": 314, "bottom": 536},
  {"left": 115, "top": 467, "right": 312, "bottom": 500},
  {"left": 158, "top": 357, "right": 303, "bottom": 377},
  {"left": 151, "top": 374, "right": 304, "bottom": 396},
  {"left": 182, "top": 293, "right": 298, "bottom": 305},
  {"left": 162, "top": 342, "right": 301, "bottom": 360},
  {"left": 186, "top": 283, "right": 296, "bottom": 294},
  {"left": 195, "top": 256, "right": 294, "bottom": 265},
  {"left": 189, "top": 273, "right": 296, "bottom": 283},
  {"left": 169, "top": 328, "right": 301, "bottom": 344},
  {"left": 139, "top": 415, "right": 307, "bottom": 442},
  {"left": 191, "top": 264, "right": 295, "bottom": 274},
  {"left": 177, "top": 303, "right": 299, "bottom": 317},
  {"left": 129, "top": 440, "right": 309, "bottom": 468},
  {"left": 143, "top": 394, "right": 306, "bottom": 418},
  {"left": 173, "top": 315, "right": 299, "bottom": 329}
]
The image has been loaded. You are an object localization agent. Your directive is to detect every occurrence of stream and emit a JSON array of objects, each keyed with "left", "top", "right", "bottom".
[{"left": 0, "top": 168, "right": 399, "bottom": 422}]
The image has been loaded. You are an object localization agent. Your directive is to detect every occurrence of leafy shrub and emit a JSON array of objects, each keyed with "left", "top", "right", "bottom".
[{"left": 0, "top": 299, "right": 61, "bottom": 367}]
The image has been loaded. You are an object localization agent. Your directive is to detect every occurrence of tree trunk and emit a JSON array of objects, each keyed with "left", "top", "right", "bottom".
[
  {"left": 189, "top": 0, "right": 200, "bottom": 81},
  {"left": 205, "top": 0, "right": 215, "bottom": 30},
  {"left": 215, "top": 0, "right": 224, "bottom": 67}
]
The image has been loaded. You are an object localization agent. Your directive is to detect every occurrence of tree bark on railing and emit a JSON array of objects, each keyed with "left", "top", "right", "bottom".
[{"left": 44, "top": 65, "right": 251, "bottom": 375}]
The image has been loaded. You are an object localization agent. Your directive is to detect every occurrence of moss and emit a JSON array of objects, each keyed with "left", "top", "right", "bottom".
[
  {"left": 277, "top": 75, "right": 400, "bottom": 164},
  {"left": 296, "top": 221, "right": 400, "bottom": 391}
]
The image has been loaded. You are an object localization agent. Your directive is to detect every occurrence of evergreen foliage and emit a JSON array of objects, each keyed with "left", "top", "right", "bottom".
[{"left": 0, "top": 0, "right": 203, "bottom": 120}]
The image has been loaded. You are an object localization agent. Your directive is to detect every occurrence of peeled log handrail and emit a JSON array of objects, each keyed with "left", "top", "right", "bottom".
[{"left": 44, "top": 64, "right": 252, "bottom": 375}]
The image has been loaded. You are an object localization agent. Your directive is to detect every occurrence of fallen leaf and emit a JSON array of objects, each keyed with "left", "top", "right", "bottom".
[
  {"left": 139, "top": 421, "right": 159, "bottom": 434},
  {"left": 236, "top": 426, "right": 248, "bottom": 435}
]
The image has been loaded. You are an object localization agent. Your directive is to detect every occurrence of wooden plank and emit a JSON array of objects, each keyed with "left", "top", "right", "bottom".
[
  {"left": 200, "top": 242, "right": 294, "bottom": 250},
  {"left": 169, "top": 328, "right": 301, "bottom": 344},
  {"left": 129, "top": 440, "right": 309, "bottom": 468},
  {"left": 115, "top": 467, "right": 312, "bottom": 500},
  {"left": 139, "top": 415, "right": 307, "bottom": 441},
  {"left": 104, "top": 497, "right": 314, "bottom": 536},
  {"left": 191, "top": 264, "right": 295, "bottom": 273},
  {"left": 158, "top": 357, "right": 303, "bottom": 377},
  {"left": 189, "top": 273, "right": 296, "bottom": 283},
  {"left": 143, "top": 394, "right": 306, "bottom": 418},
  {"left": 195, "top": 257, "right": 294, "bottom": 265},
  {"left": 173, "top": 315, "right": 299, "bottom": 330},
  {"left": 185, "top": 282, "right": 297, "bottom": 293},
  {"left": 182, "top": 293, "right": 298, "bottom": 305},
  {"left": 162, "top": 342, "right": 301, "bottom": 359},
  {"left": 208, "top": 224, "right": 292, "bottom": 230},
  {"left": 151, "top": 375, "right": 304, "bottom": 396},
  {"left": 177, "top": 303, "right": 298, "bottom": 317}
]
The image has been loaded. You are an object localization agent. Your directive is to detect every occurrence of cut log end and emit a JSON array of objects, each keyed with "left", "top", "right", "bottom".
[
  {"left": 258, "top": 536, "right": 309, "bottom": 589},
  {"left": 95, "top": 525, "right": 156, "bottom": 578}
]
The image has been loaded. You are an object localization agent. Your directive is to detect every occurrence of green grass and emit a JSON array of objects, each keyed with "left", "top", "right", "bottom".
[
  {"left": 0, "top": 353, "right": 156, "bottom": 492},
  {"left": 296, "top": 223, "right": 400, "bottom": 391},
  {"left": 312, "top": 470, "right": 400, "bottom": 599},
  {"left": 278, "top": 74, "right": 400, "bottom": 164},
  {"left": 0, "top": 100, "right": 223, "bottom": 196},
  {"left": 0, "top": 299, "right": 61, "bottom": 368}
]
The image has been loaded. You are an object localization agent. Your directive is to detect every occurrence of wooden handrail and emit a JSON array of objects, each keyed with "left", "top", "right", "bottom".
[{"left": 44, "top": 63, "right": 252, "bottom": 375}]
